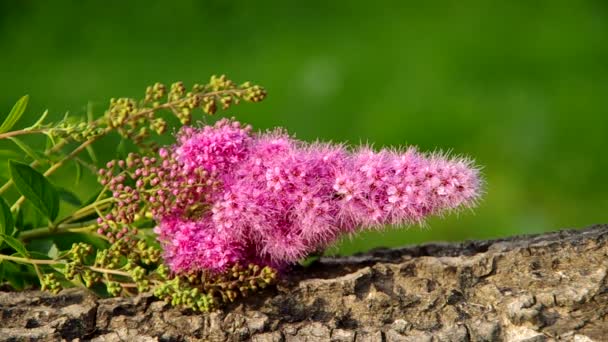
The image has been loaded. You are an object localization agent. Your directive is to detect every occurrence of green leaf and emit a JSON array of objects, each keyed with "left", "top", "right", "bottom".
[
  {"left": 26, "top": 239, "right": 58, "bottom": 259},
  {"left": 0, "top": 149, "right": 22, "bottom": 160},
  {"left": 57, "top": 188, "right": 82, "bottom": 207},
  {"left": 47, "top": 243, "right": 59, "bottom": 259},
  {"left": 88, "top": 282, "right": 111, "bottom": 298},
  {"left": 298, "top": 254, "right": 321, "bottom": 267},
  {"left": 83, "top": 189, "right": 102, "bottom": 206},
  {"left": 0, "top": 233, "right": 29, "bottom": 257},
  {"left": 28, "top": 251, "right": 52, "bottom": 260},
  {"left": 85, "top": 145, "right": 98, "bottom": 163},
  {"left": 44, "top": 131, "right": 57, "bottom": 148},
  {"left": 8, "top": 137, "right": 45, "bottom": 163},
  {"left": 0, "top": 151, "right": 21, "bottom": 181},
  {"left": 0, "top": 261, "right": 26, "bottom": 290},
  {"left": 50, "top": 232, "right": 108, "bottom": 251},
  {"left": 0, "top": 95, "right": 29, "bottom": 134},
  {"left": 9, "top": 160, "right": 59, "bottom": 222},
  {"left": 15, "top": 205, "right": 24, "bottom": 230},
  {"left": 29, "top": 109, "right": 49, "bottom": 129},
  {"left": 13, "top": 201, "right": 45, "bottom": 232},
  {"left": 116, "top": 137, "right": 128, "bottom": 159},
  {"left": 0, "top": 196, "right": 14, "bottom": 247},
  {"left": 74, "top": 160, "right": 82, "bottom": 185}
]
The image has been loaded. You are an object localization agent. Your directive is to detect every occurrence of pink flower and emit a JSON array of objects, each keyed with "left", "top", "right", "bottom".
[{"left": 146, "top": 119, "right": 482, "bottom": 274}]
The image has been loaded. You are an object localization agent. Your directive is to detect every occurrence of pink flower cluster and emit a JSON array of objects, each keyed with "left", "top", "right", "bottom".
[{"left": 152, "top": 119, "right": 482, "bottom": 274}]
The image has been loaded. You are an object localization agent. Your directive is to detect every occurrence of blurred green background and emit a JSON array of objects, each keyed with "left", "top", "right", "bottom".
[{"left": 1, "top": 1, "right": 606, "bottom": 255}]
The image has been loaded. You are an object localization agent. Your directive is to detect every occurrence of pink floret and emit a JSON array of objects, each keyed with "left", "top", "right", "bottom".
[
  {"left": 155, "top": 216, "right": 242, "bottom": 273},
  {"left": 175, "top": 118, "right": 252, "bottom": 174}
]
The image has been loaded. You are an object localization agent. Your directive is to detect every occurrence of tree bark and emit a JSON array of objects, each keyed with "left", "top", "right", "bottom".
[{"left": 1, "top": 225, "right": 607, "bottom": 341}]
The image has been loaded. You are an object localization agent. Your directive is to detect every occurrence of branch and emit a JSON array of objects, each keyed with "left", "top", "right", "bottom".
[{"left": 1, "top": 224, "right": 606, "bottom": 341}]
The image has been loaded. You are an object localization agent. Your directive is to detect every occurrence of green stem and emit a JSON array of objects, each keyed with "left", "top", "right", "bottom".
[
  {"left": 88, "top": 266, "right": 131, "bottom": 278},
  {"left": 57, "top": 197, "right": 114, "bottom": 225},
  {"left": 32, "top": 263, "right": 44, "bottom": 284},
  {"left": 18, "top": 222, "right": 99, "bottom": 241},
  {"left": 0, "top": 254, "right": 133, "bottom": 279},
  {"left": 0, "top": 254, "right": 61, "bottom": 265}
]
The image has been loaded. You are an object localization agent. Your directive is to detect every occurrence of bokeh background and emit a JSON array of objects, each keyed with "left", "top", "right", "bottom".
[{"left": 1, "top": 1, "right": 606, "bottom": 255}]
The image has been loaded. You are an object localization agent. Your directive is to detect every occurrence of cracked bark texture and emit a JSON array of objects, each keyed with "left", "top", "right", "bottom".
[{"left": 1, "top": 224, "right": 607, "bottom": 342}]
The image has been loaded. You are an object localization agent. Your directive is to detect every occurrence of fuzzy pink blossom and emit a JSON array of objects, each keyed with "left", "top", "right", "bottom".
[
  {"left": 154, "top": 216, "right": 243, "bottom": 273},
  {"left": 175, "top": 119, "right": 252, "bottom": 173},
  {"left": 151, "top": 119, "right": 482, "bottom": 274}
]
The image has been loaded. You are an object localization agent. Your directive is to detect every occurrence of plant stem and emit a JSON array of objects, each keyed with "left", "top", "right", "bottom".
[
  {"left": 88, "top": 266, "right": 131, "bottom": 278},
  {"left": 118, "top": 282, "right": 138, "bottom": 288},
  {"left": 32, "top": 263, "right": 44, "bottom": 284},
  {"left": 0, "top": 254, "right": 133, "bottom": 279},
  {"left": 57, "top": 197, "right": 114, "bottom": 225},
  {"left": 18, "top": 222, "right": 99, "bottom": 241},
  {"left": 0, "top": 128, "right": 48, "bottom": 140},
  {"left": 0, "top": 254, "right": 61, "bottom": 265},
  {"left": 0, "top": 255, "right": 141, "bottom": 294},
  {"left": 127, "top": 88, "right": 244, "bottom": 122}
]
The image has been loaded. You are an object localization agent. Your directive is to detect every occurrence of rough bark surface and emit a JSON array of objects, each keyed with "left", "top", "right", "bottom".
[{"left": 1, "top": 225, "right": 607, "bottom": 342}]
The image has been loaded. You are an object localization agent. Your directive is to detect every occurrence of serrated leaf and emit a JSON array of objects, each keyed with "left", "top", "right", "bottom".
[
  {"left": 0, "top": 233, "right": 29, "bottom": 257},
  {"left": 57, "top": 187, "right": 82, "bottom": 207},
  {"left": 8, "top": 137, "right": 45, "bottom": 163},
  {"left": 9, "top": 160, "right": 59, "bottom": 222},
  {"left": 0, "top": 95, "right": 29, "bottom": 134},
  {"left": 0, "top": 196, "right": 14, "bottom": 247}
]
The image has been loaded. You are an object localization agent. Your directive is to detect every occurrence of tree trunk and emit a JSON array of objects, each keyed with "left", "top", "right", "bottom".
[{"left": 1, "top": 225, "right": 607, "bottom": 341}]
